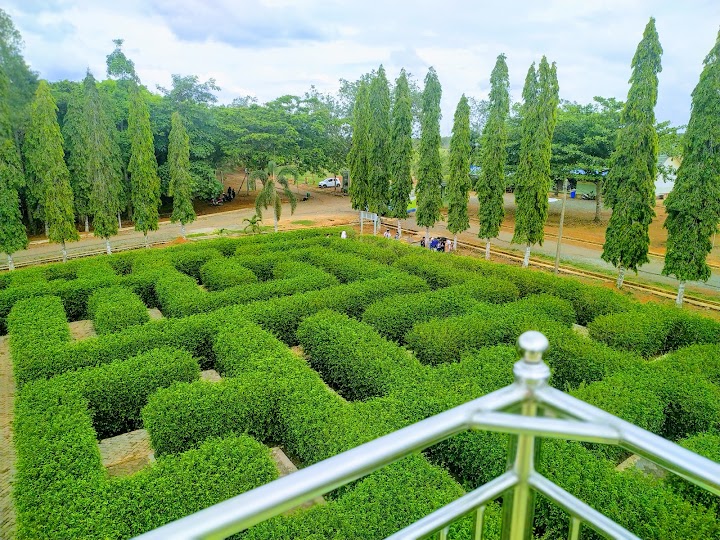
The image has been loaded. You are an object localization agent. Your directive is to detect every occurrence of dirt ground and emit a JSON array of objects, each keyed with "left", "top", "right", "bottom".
[{"left": 0, "top": 336, "right": 16, "bottom": 540}]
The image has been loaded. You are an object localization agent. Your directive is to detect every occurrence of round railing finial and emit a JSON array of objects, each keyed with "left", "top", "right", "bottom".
[{"left": 518, "top": 331, "right": 549, "bottom": 364}]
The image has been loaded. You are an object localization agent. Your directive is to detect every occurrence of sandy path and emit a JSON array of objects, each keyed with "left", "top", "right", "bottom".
[{"left": 0, "top": 335, "right": 16, "bottom": 539}]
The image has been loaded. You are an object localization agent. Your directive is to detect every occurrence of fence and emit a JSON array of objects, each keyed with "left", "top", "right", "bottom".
[{"left": 135, "top": 331, "right": 720, "bottom": 540}]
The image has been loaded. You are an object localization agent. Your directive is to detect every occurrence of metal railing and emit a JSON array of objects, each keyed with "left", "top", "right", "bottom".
[{"left": 135, "top": 331, "right": 720, "bottom": 540}]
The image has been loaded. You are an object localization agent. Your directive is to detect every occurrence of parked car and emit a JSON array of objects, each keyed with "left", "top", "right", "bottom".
[{"left": 319, "top": 177, "right": 341, "bottom": 188}]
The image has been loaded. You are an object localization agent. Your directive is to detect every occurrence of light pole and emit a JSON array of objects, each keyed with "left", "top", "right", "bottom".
[{"left": 553, "top": 179, "right": 568, "bottom": 275}]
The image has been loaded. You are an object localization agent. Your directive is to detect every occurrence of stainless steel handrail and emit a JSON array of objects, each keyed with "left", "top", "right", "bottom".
[{"left": 135, "top": 331, "right": 720, "bottom": 540}]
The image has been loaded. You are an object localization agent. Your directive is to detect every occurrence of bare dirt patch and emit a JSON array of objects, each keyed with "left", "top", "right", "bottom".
[
  {"left": 98, "top": 429, "right": 155, "bottom": 478},
  {"left": 270, "top": 446, "right": 325, "bottom": 512},
  {"left": 0, "top": 336, "right": 16, "bottom": 540},
  {"left": 200, "top": 369, "right": 222, "bottom": 382},
  {"left": 147, "top": 308, "right": 164, "bottom": 320},
  {"left": 69, "top": 319, "right": 97, "bottom": 341}
]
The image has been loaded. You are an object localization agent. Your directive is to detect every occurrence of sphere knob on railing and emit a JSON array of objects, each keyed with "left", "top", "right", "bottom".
[{"left": 518, "top": 331, "right": 549, "bottom": 364}]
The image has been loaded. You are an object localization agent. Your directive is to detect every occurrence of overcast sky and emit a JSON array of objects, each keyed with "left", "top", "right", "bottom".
[{"left": 6, "top": 0, "right": 720, "bottom": 133}]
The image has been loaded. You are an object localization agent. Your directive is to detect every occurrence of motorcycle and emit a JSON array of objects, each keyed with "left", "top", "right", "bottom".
[{"left": 581, "top": 192, "right": 596, "bottom": 201}]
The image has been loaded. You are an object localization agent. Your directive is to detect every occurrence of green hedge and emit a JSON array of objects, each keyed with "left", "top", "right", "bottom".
[
  {"left": 668, "top": 431, "right": 720, "bottom": 515},
  {"left": 87, "top": 286, "right": 150, "bottom": 335},
  {"left": 588, "top": 304, "right": 720, "bottom": 358},
  {"left": 297, "top": 310, "right": 423, "bottom": 400},
  {"left": 290, "top": 246, "right": 397, "bottom": 283},
  {"left": 362, "top": 279, "right": 519, "bottom": 343},
  {"left": 199, "top": 257, "right": 257, "bottom": 291},
  {"left": 393, "top": 253, "right": 475, "bottom": 289},
  {"left": 169, "top": 247, "right": 223, "bottom": 280},
  {"left": 406, "top": 294, "right": 575, "bottom": 365}
]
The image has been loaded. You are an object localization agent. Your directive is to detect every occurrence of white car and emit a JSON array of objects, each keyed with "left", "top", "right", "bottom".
[{"left": 318, "top": 178, "right": 341, "bottom": 188}]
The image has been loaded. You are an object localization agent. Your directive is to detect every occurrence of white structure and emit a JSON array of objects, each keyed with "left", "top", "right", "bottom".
[{"left": 655, "top": 154, "right": 681, "bottom": 198}]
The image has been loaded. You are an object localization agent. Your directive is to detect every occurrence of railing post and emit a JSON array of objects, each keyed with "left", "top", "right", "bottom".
[{"left": 501, "top": 331, "right": 550, "bottom": 540}]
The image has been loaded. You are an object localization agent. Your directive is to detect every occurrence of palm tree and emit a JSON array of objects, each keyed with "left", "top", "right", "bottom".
[
  {"left": 249, "top": 162, "right": 298, "bottom": 232},
  {"left": 242, "top": 214, "right": 262, "bottom": 234}
]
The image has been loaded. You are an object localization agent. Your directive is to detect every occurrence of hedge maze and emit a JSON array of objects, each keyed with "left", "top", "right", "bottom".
[{"left": 4, "top": 228, "right": 720, "bottom": 539}]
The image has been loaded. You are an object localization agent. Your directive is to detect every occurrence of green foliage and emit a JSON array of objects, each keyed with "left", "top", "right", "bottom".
[
  {"left": 366, "top": 65, "right": 391, "bottom": 214},
  {"left": 199, "top": 257, "right": 257, "bottom": 291},
  {"left": 669, "top": 431, "right": 720, "bottom": 513},
  {"left": 168, "top": 111, "right": 196, "bottom": 226},
  {"left": 348, "top": 81, "right": 371, "bottom": 210},
  {"left": 446, "top": 95, "right": 471, "bottom": 236},
  {"left": 416, "top": 67, "right": 443, "bottom": 229},
  {"left": 512, "top": 57, "right": 559, "bottom": 246},
  {"left": 87, "top": 286, "right": 150, "bottom": 335},
  {"left": 663, "top": 30, "right": 720, "bottom": 283},
  {"left": 129, "top": 83, "right": 160, "bottom": 235},
  {"left": 251, "top": 161, "right": 298, "bottom": 231},
  {"left": 24, "top": 80, "right": 79, "bottom": 245},
  {"left": 388, "top": 69, "right": 413, "bottom": 220},
  {"left": 62, "top": 84, "right": 92, "bottom": 221},
  {"left": 477, "top": 54, "right": 510, "bottom": 240},
  {"left": 603, "top": 19, "right": 663, "bottom": 272},
  {"left": 83, "top": 71, "right": 123, "bottom": 240}
]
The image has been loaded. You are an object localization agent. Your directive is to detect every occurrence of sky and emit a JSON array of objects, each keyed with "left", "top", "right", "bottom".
[{"left": 5, "top": 0, "right": 720, "bottom": 134}]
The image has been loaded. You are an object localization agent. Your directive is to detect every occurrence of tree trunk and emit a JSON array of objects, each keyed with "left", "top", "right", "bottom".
[
  {"left": 118, "top": 211, "right": 122, "bottom": 230},
  {"left": 181, "top": 223, "right": 186, "bottom": 239},
  {"left": 84, "top": 215, "right": 89, "bottom": 233},
  {"left": 594, "top": 181, "right": 602, "bottom": 224},
  {"left": 7, "top": 254, "right": 14, "bottom": 271},
  {"left": 106, "top": 238, "right": 112, "bottom": 255},
  {"left": 274, "top": 215, "right": 278, "bottom": 233},
  {"left": 616, "top": 266, "right": 625, "bottom": 289},
  {"left": 676, "top": 281, "right": 685, "bottom": 307},
  {"left": 522, "top": 245, "right": 531, "bottom": 267},
  {"left": 397, "top": 221, "right": 402, "bottom": 239},
  {"left": 453, "top": 234, "right": 458, "bottom": 250},
  {"left": 485, "top": 239, "right": 491, "bottom": 260},
  {"left": 144, "top": 232, "right": 149, "bottom": 248},
  {"left": 61, "top": 240, "right": 67, "bottom": 263},
  {"left": 360, "top": 211, "right": 364, "bottom": 234},
  {"left": 425, "top": 227, "right": 430, "bottom": 249},
  {"left": 44, "top": 222, "right": 49, "bottom": 237}
]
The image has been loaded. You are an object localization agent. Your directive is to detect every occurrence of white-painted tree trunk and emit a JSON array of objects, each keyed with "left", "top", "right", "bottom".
[
  {"left": 117, "top": 211, "right": 122, "bottom": 229},
  {"left": 7, "top": 254, "right": 14, "bottom": 271},
  {"left": 181, "top": 223, "right": 186, "bottom": 239},
  {"left": 44, "top": 222, "right": 49, "bottom": 237},
  {"left": 359, "top": 211, "right": 364, "bottom": 234},
  {"left": 425, "top": 227, "right": 430, "bottom": 249},
  {"left": 397, "top": 221, "right": 402, "bottom": 239},
  {"left": 84, "top": 215, "right": 89, "bottom": 233},
  {"left": 106, "top": 239, "right": 112, "bottom": 255},
  {"left": 522, "top": 245, "right": 531, "bottom": 267},
  {"left": 485, "top": 240, "right": 491, "bottom": 260},
  {"left": 61, "top": 240, "right": 67, "bottom": 263},
  {"left": 676, "top": 281, "right": 685, "bottom": 307},
  {"left": 453, "top": 234, "right": 458, "bottom": 250},
  {"left": 616, "top": 266, "right": 625, "bottom": 289},
  {"left": 144, "top": 232, "right": 149, "bottom": 248},
  {"left": 274, "top": 215, "right": 278, "bottom": 233}
]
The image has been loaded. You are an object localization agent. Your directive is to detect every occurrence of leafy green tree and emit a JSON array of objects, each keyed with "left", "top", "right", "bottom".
[
  {"left": 416, "top": 67, "right": 443, "bottom": 247},
  {"left": 662, "top": 30, "right": 720, "bottom": 306},
  {"left": 348, "top": 81, "right": 371, "bottom": 216},
  {"left": 388, "top": 69, "right": 413, "bottom": 238},
  {"left": 366, "top": 65, "right": 391, "bottom": 215},
  {"left": 83, "top": 71, "right": 123, "bottom": 253},
  {"left": 602, "top": 18, "right": 663, "bottom": 288},
  {"left": 512, "top": 57, "right": 559, "bottom": 266},
  {"left": 250, "top": 162, "right": 298, "bottom": 232},
  {"left": 477, "top": 53, "right": 510, "bottom": 258},
  {"left": 168, "top": 111, "right": 195, "bottom": 238},
  {"left": 0, "top": 66, "right": 27, "bottom": 269},
  {"left": 446, "top": 94, "right": 471, "bottom": 249},
  {"left": 62, "top": 84, "right": 92, "bottom": 231},
  {"left": 128, "top": 83, "right": 160, "bottom": 246},
  {"left": 106, "top": 38, "right": 138, "bottom": 82},
  {"left": 24, "top": 80, "right": 78, "bottom": 261}
]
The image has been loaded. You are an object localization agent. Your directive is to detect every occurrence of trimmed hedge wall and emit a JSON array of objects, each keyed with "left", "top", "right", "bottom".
[
  {"left": 87, "top": 286, "right": 150, "bottom": 335},
  {"left": 199, "top": 257, "right": 258, "bottom": 291},
  {"left": 393, "top": 253, "right": 476, "bottom": 289}
]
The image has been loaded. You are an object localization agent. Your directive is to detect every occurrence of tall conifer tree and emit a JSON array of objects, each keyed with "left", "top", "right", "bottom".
[
  {"left": 0, "top": 66, "right": 27, "bottom": 269},
  {"left": 83, "top": 71, "right": 123, "bottom": 253},
  {"left": 662, "top": 30, "right": 720, "bottom": 306},
  {"left": 512, "top": 57, "right": 559, "bottom": 266},
  {"left": 602, "top": 18, "right": 663, "bottom": 288},
  {"left": 168, "top": 111, "right": 195, "bottom": 238},
  {"left": 25, "top": 81, "right": 78, "bottom": 261},
  {"left": 128, "top": 83, "right": 160, "bottom": 246},
  {"left": 446, "top": 94, "right": 471, "bottom": 249},
  {"left": 388, "top": 69, "right": 413, "bottom": 239},
  {"left": 367, "top": 65, "right": 391, "bottom": 216},
  {"left": 349, "top": 81, "right": 371, "bottom": 219},
  {"left": 477, "top": 54, "right": 510, "bottom": 259},
  {"left": 416, "top": 67, "right": 443, "bottom": 247},
  {"left": 62, "top": 84, "right": 92, "bottom": 232}
]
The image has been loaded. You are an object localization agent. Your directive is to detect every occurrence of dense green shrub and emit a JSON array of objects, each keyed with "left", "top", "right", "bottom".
[
  {"left": 235, "top": 252, "right": 288, "bottom": 281},
  {"left": 393, "top": 253, "right": 475, "bottom": 288},
  {"left": 668, "top": 431, "right": 720, "bottom": 515},
  {"left": 291, "top": 246, "right": 396, "bottom": 283},
  {"left": 87, "top": 286, "right": 150, "bottom": 335},
  {"left": 168, "top": 247, "right": 223, "bottom": 280},
  {"left": 362, "top": 280, "right": 519, "bottom": 343},
  {"left": 297, "top": 310, "right": 423, "bottom": 400},
  {"left": 199, "top": 257, "right": 257, "bottom": 291}
]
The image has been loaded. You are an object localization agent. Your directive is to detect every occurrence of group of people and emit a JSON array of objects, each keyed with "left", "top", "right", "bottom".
[
  {"left": 383, "top": 229, "right": 400, "bottom": 240},
  {"left": 420, "top": 236, "right": 453, "bottom": 252},
  {"left": 210, "top": 186, "right": 237, "bottom": 206}
]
